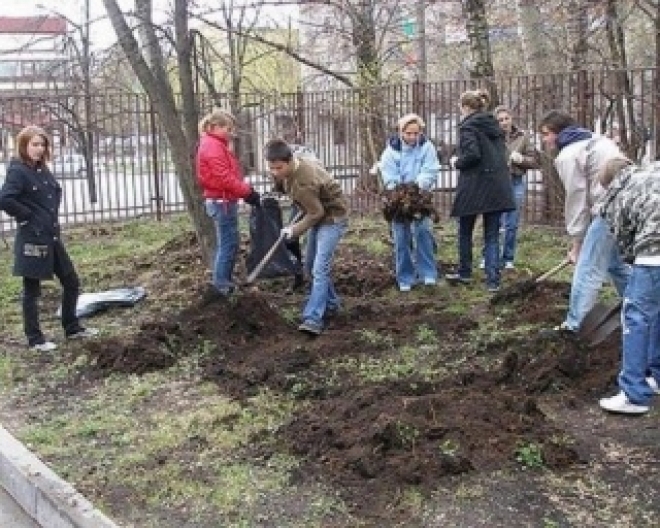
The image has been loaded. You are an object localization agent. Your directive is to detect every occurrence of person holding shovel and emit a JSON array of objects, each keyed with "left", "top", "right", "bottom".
[
  {"left": 265, "top": 139, "right": 348, "bottom": 336},
  {"left": 0, "top": 126, "right": 98, "bottom": 351},
  {"left": 479, "top": 106, "right": 539, "bottom": 270},
  {"left": 538, "top": 110, "right": 629, "bottom": 336},
  {"left": 598, "top": 157, "right": 660, "bottom": 414},
  {"left": 196, "top": 109, "right": 261, "bottom": 300}
]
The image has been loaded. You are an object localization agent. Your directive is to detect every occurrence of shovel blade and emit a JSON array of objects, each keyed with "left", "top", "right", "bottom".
[{"left": 579, "top": 302, "right": 622, "bottom": 347}]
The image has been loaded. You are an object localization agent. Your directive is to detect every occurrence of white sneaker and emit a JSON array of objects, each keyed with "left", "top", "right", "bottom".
[
  {"left": 647, "top": 377, "right": 660, "bottom": 395},
  {"left": 599, "top": 391, "right": 649, "bottom": 414},
  {"left": 479, "top": 259, "right": 485, "bottom": 269},
  {"left": 399, "top": 284, "right": 412, "bottom": 292},
  {"left": 67, "top": 327, "right": 99, "bottom": 339},
  {"left": 30, "top": 341, "right": 57, "bottom": 352},
  {"left": 423, "top": 278, "right": 437, "bottom": 286},
  {"left": 504, "top": 261, "right": 515, "bottom": 270}
]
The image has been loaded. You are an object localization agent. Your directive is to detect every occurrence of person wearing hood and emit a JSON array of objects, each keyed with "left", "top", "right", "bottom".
[
  {"left": 379, "top": 113, "right": 440, "bottom": 291},
  {"left": 0, "top": 126, "right": 98, "bottom": 352},
  {"left": 597, "top": 157, "right": 660, "bottom": 415},
  {"left": 446, "top": 89, "right": 516, "bottom": 293},
  {"left": 538, "top": 110, "right": 629, "bottom": 336},
  {"left": 196, "top": 109, "right": 261, "bottom": 300}
]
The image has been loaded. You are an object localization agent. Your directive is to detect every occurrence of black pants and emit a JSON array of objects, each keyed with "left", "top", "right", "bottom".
[{"left": 22, "top": 253, "right": 81, "bottom": 346}]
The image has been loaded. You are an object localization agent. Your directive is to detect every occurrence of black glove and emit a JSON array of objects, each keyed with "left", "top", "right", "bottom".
[{"left": 244, "top": 188, "right": 261, "bottom": 207}]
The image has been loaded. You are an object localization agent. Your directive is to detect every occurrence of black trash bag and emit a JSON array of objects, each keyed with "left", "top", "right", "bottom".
[
  {"left": 246, "top": 196, "right": 298, "bottom": 279},
  {"left": 57, "top": 286, "right": 147, "bottom": 318}
]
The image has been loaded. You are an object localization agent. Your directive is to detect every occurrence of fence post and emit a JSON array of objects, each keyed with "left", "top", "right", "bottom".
[{"left": 149, "top": 102, "right": 163, "bottom": 221}]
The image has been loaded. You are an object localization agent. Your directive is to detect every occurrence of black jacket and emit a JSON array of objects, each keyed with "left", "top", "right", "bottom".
[
  {"left": 450, "top": 111, "right": 516, "bottom": 217},
  {"left": 0, "top": 158, "right": 74, "bottom": 279}
]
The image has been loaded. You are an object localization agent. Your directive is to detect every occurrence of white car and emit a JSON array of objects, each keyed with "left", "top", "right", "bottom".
[{"left": 51, "top": 154, "right": 86, "bottom": 178}]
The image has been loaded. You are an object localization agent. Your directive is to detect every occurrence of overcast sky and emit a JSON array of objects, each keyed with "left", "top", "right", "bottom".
[{"left": 0, "top": 0, "right": 296, "bottom": 49}]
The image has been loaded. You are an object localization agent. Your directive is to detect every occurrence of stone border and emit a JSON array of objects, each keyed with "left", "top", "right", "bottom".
[{"left": 0, "top": 425, "right": 119, "bottom": 528}]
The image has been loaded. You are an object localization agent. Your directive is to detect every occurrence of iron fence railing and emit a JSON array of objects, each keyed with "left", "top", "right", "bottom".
[{"left": 1, "top": 68, "right": 656, "bottom": 235}]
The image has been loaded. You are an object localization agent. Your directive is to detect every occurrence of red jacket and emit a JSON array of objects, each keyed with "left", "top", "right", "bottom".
[{"left": 196, "top": 132, "right": 251, "bottom": 201}]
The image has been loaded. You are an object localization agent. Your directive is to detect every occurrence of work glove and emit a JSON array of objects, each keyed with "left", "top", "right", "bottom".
[
  {"left": 244, "top": 188, "right": 261, "bottom": 207},
  {"left": 509, "top": 151, "right": 524, "bottom": 165},
  {"left": 449, "top": 156, "right": 458, "bottom": 169},
  {"left": 281, "top": 226, "right": 294, "bottom": 240}
]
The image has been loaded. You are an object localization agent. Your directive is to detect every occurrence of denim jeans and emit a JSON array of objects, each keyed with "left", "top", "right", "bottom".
[
  {"left": 565, "top": 216, "right": 630, "bottom": 330},
  {"left": 205, "top": 200, "right": 239, "bottom": 293},
  {"left": 458, "top": 212, "right": 501, "bottom": 287},
  {"left": 302, "top": 219, "right": 347, "bottom": 326},
  {"left": 618, "top": 265, "right": 660, "bottom": 406},
  {"left": 501, "top": 177, "right": 525, "bottom": 264},
  {"left": 391, "top": 217, "right": 438, "bottom": 287}
]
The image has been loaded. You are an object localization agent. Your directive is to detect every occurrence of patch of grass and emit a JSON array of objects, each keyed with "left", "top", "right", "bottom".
[
  {"left": 416, "top": 324, "right": 438, "bottom": 346},
  {"left": 355, "top": 328, "right": 394, "bottom": 348},
  {"left": 515, "top": 441, "right": 544, "bottom": 468}
]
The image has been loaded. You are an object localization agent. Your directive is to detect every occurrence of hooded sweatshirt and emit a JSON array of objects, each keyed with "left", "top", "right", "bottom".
[
  {"left": 379, "top": 134, "right": 440, "bottom": 191},
  {"left": 554, "top": 125, "right": 622, "bottom": 240}
]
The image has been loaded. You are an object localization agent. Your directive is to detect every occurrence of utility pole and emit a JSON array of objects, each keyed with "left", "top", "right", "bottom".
[{"left": 416, "top": 0, "right": 427, "bottom": 83}]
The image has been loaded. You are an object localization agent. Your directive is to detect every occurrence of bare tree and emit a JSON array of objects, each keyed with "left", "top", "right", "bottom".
[
  {"left": 102, "top": 0, "right": 214, "bottom": 261},
  {"left": 461, "top": 0, "right": 498, "bottom": 104}
]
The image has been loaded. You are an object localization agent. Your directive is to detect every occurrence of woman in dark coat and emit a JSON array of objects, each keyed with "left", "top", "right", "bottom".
[
  {"left": 0, "top": 126, "right": 98, "bottom": 351},
  {"left": 446, "top": 90, "right": 516, "bottom": 292}
]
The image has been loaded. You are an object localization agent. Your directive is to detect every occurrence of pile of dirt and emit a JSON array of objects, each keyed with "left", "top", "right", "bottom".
[
  {"left": 382, "top": 183, "right": 440, "bottom": 223},
  {"left": 78, "top": 236, "right": 622, "bottom": 515}
]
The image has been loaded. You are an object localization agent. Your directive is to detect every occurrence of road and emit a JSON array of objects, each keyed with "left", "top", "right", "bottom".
[{"left": 0, "top": 487, "right": 39, "bottom": 527}]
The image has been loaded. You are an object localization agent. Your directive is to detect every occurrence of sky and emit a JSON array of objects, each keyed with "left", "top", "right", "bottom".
[{"left": 0, "top": 1, "right": 297, "bottom": 50}]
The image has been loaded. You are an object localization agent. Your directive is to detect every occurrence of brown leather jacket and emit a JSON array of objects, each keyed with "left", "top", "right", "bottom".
[{"left": 506, "top": 126, "right": 539, "bottom": 177}]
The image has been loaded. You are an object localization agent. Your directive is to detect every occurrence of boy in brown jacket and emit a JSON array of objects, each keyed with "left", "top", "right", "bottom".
[{"left": 265, "top": 139, "right": 348, "bottom": 335}]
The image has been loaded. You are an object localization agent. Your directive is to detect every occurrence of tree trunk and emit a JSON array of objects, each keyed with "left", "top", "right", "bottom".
[
  {"left": 461, "top": 0, "right": 498, "bottom": 105},
  {"left": 103, "top": 0, "right": 215, "bottom": 263}
]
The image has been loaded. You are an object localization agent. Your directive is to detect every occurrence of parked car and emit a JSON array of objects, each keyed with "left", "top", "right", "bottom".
[{"left": 51, "top": 154, "right": 86, "bottom": 178}]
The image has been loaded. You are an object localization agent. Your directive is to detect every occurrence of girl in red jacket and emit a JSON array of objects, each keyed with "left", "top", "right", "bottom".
[{"left": 197, "top": 110, "right": 260, "bottom": 297}]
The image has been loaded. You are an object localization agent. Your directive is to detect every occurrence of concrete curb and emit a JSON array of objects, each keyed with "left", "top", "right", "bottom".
[{"left": 0, "top": 425, "right": 120, "bottom": 528}]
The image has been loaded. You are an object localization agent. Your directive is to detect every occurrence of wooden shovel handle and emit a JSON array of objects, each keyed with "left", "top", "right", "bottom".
[{"left": 535, "top": 258, "right": 571, "bottom": 283}]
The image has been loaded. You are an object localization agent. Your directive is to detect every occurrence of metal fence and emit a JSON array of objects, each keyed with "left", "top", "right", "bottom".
[{"left": 1, "top": 68, "right": 657, "bottom": 235}]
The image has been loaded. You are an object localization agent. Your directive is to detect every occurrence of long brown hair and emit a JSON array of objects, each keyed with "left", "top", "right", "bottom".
[{"left": 16, "top": 126, "right": 51, "bottom": 164}]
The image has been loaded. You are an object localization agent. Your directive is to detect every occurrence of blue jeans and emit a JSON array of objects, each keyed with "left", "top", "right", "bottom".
[
  {"left": 205, "top": 200, "right": 239, "bottom": 293},
  {"left": 565, "top": 216, "right": 630, "bottom": 330},
  {"left": 618, "top": 265, "right": 660, "bottom": 406},
  {"left": 392, "top": 217, "right": 438, "bottom": 287},
  {"left": 302, "top": 220, "right": 347, "bottom": 327},
  {"left": 501, "top": 177, "right": 525, "bottom": 264},
  {"left": 458, "top": 212, "right": 501, "bottom": 287}
]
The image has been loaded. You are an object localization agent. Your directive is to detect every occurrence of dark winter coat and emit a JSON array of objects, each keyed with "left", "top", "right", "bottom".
[
  {"left": 0, "top": 158, "right": 74, "bottom": 280},
  {"left": 450, "top": 111, "right": 516, "bottom": 217}
]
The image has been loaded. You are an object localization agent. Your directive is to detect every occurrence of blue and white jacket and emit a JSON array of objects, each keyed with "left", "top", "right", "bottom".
[{"left": 379, "top": 134, "right": 440, "bottom": 191}]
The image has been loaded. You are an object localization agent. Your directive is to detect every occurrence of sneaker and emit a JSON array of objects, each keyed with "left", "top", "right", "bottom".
[
  {"left": 504, "top": 261, "right": 515, "bottom": 270},
  {"left": 647, "top": 377, "right": 660, "bottom": 395},
  {"left": 599, "top": 391, "right": 649, "bottom": 414},
  {"left": 487, "top": 285, "right": 500, "bottom": 293},
  {"left": 298, "top": 320, "right": 322, "bottom": 336},
  {"left": 445, "top": 273, "right": 472, "bottom": 285},
  {"left": 479, "top": 259, "right": 485, "bottom": 270},
  {"left": 423, "top": 278, "right": 437, "bottom": 286},
  {"left": 67, "top": 327, "right": 99, "bottom": 339},
  {"left": 539, "top": 322, "right": 578, "bottom": 340},
  {"left": 399, "top": 284, "right": 412, "bottom": 292},
  {"left": 30, "top": 341, "right": 57, "bottom": 352}
]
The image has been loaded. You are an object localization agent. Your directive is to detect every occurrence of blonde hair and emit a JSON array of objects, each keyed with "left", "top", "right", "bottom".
[
  {"left": 460, "top": 89, "right": 491, "bottom": 112},
  {"left": 599, "top": 156, "right": 633, "bottom": 187},
  {"left": 16, "top": 126, "right": 51, "bottom": 164},
  {"left": 397, "top": 113, "right": 425, "bottom": 132},
  {"left": 199, "top": 109, "right": 236, "bottom": 135}
]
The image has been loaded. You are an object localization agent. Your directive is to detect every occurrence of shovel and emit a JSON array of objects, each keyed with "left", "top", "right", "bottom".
[
  {"left": 244, "top": 210, "right": 303, "bottom": 285},
  {"left": 490, "top": 258, "right": 571, "bottom": 305},
  {"left": 578, "top": 301, "right": 622, "bottom": 347}
]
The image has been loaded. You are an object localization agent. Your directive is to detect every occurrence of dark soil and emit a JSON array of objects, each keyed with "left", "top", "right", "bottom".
[{"left": 78, "top": 231, "right": 624, "bottom": 524}]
